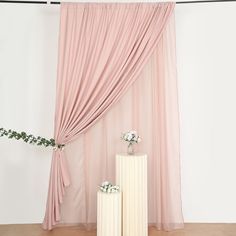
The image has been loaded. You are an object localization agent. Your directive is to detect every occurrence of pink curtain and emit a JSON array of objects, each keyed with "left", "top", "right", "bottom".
[
  {"left": 58, "top": 13, "right": 184, "bottom": 231},
  {"left": 43, "top": 2, "right": 181, "bottom": 231}
]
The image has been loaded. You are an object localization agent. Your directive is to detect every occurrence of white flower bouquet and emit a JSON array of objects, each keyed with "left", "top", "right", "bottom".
[
  {"left": 99, "top": 181, "right": 120, "bottom": 193},
  {"left": 121, "top": 130, "right": 141, "bottom": 155}
]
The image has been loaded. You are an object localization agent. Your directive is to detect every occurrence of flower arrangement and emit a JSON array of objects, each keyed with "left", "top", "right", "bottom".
[
  {"left": 99, "top": 181, "right": 120, "bottom": 193},
  {"left": 0, "top": 127, "right": 64, "bottom": 149},
  {"left": 121, "top": 130, "right": 141, "bottom": 155}
]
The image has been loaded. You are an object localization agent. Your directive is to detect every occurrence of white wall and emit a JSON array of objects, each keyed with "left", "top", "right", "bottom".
[
  {"left": 0, "top": 4, "right": 59, "bottom": 223},
  {"left": 1, "top": 0, "right": 236, "bottom": 224},
  {"left": 175, "top": 2, "right": 236, "bottom": 222}
]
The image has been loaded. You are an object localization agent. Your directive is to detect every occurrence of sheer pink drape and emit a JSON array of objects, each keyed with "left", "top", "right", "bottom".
[
  {"left": 59, "top": 14, "right": 183, "bottom": 231},
  {"left": 43, "top": 2, "right": 176, "bottom": 230}
]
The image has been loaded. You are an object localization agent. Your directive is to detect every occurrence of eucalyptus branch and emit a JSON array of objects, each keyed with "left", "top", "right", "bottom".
[{"left": 0, "top": 127, "right": 64, "bottom": 149}]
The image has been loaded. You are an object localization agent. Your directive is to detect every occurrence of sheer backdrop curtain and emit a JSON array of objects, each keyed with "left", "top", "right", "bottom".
[
  {"left": 59, "top": 13, "right": 183, "bottom": 231},
  {"left": 43, "top": 2, "right": 176, "bottom": 230}
]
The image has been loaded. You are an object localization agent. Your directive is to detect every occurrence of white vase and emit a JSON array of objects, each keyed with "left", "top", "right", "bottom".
[{"left": 127, "top": 143, "right": 135, "bottom": 155}]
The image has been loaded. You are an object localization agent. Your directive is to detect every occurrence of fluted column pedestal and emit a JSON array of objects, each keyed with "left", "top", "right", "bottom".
[
  {"left": 97, "top": 191, "right": 121, "bottom": 236},
  {"left": 116, "top": 153, "right": 148, "bottom": 236}
]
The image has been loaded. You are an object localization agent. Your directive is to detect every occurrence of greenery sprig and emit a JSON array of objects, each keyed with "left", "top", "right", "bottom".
[{"left": 0, "top": 127, "right": 64, "bottom": 149}]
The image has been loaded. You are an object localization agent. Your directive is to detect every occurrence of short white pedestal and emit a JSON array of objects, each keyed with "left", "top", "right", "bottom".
[
  {"left": 97, "top": 191, "right": 121, "bottom": 236},
  {"left": 116, "top": 153, "right": 148, "bottom": 236}
]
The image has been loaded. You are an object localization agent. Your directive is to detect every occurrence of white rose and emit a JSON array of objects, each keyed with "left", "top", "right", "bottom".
[
  {"left": 130, "top": 130, "right": 137, "bottom": 135},
  {"left": 102, "top": 181, "right": 110, "bottom": 187}
]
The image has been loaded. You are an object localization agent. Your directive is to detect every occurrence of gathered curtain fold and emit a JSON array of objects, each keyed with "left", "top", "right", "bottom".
[{"left": 43, "top": 2, "right": 175, "bottom": 230}]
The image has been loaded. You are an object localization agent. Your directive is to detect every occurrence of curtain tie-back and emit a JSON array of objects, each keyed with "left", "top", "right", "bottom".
[{"left": 53, "top": 144, "right": 65, "bottom": 151}]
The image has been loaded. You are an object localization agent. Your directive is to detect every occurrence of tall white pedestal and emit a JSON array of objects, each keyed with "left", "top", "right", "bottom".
[
  {"left": 97, "top": 191, "right": 121, "bottom": 236},
  {"left": 116, "top": 153, "right": 148, "bottom": 236}
]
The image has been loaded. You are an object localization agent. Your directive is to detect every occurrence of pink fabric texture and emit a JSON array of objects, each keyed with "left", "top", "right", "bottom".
[
  {"left": 43, "top": 2, "right": 177, "bottom": 230},
  {"left": 59, "top": 13, "right": 184, "bottom": 231}
]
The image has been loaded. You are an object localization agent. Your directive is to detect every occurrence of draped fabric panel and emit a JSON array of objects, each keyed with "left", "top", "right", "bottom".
[
  {"left": 43, "top": 2, "right": 176, "bottom": 230},
  {"left": 59, "top": 13, "right": 184, "bottom": 231}
]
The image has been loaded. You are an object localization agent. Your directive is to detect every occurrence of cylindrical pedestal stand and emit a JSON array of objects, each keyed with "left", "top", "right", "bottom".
[
  {"left": 116, "top": 153, "right": 148, "bottom": 236},
  {"left": 97, "top": 191, "right": 121, "bottom": 236}
]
